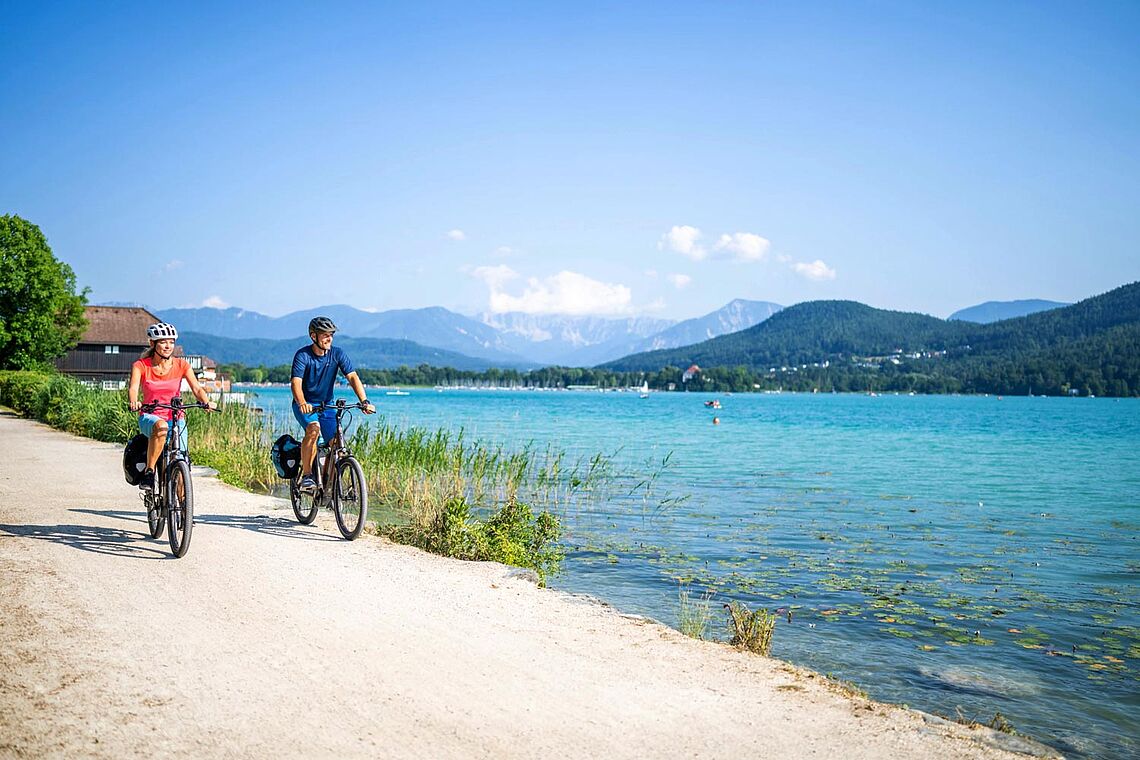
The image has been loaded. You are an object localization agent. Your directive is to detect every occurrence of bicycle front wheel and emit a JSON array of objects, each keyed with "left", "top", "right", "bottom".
[
  {"left": 290, "top": 478, "right": 319, "bottom": 524},
  {"left": 333, "top": 456, "right": 367, "bottom": 540},
  {"left": 167, "top": 460, "right": 194, "bottom": 557}
]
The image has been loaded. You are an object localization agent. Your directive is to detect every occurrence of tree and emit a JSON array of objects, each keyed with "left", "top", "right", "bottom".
[{"left": 0, "top": 216, "right": 88, "bottom": 370}]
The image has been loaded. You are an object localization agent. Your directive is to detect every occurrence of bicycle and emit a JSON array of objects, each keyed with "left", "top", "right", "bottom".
[
  {"left": 138, "top": 397, "right": 212, "bottom": 557},
  {"left": 289, "top": 399, "right": 369, "bottom": 540}
]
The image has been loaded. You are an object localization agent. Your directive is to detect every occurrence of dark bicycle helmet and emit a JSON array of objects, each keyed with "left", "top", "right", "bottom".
[
  {"left": 146, "top": 322, "right": 178, "bottom": 340},
  {"left": 308, "top": 316, "right": 338, "bottom": 334}
]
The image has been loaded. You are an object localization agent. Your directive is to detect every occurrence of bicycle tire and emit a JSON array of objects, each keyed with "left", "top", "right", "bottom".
[
  {"left": 145, "top": 492, "right": 165, "bottom": 538},
  {"left": 167, "top": 459, "right": 194, "bottom": 557},
  {"left": 290, "top": 477, "right": 319, "bottom": 524},
  {"left": 333, "top": 456, "right": 367, "bottom": 540}
]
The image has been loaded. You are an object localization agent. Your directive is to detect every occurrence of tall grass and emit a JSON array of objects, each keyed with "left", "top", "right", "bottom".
[{"left": 677, "top": 583, "right": 717, "bottom": 640}]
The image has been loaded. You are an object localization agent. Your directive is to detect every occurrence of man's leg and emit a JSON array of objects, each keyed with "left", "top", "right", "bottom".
[{"left": 300, "top": 421, "right": 321, "bottom": 477}]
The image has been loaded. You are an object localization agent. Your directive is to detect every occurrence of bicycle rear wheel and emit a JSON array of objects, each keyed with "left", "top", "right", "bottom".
[
  {"left": 290, "top": 478, "right": 319, "bottom": 524},
  {"left": 333, "top": 456, "right": 367, "bottom": 540},
  {"left": 145, "top": 492, "right": 165, "bottom": 538},
  {"left": 167, "top": 459, "right": 194, "bottom": 557}
]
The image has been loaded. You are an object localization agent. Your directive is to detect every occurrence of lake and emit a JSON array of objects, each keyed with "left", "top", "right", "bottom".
[{"left": 237, "top": 384, "right": 1139, "bottom": 759}]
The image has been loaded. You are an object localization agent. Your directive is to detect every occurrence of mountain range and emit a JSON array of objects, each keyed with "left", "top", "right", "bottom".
[
  {"left": 948, "top": 299, "right": 1070, "bottom": 323},
  {"left": 157, "top": 299, "right": 785, "bottom": 368},
  {"left": 603, "top": 282, "right": 1140, "bottom": 381}
]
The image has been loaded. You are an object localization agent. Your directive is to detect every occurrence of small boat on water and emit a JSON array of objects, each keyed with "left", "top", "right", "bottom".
[
  {"left": 385, "top": 389, "right": 410, "bottom": 396},
  {"left": 639, "top": 381, "right": 650, "bottom": 399}
]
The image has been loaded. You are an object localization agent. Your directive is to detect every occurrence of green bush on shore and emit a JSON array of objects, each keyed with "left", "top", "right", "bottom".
[
  {"left": 0, "top": 370, "right": 565, "bottom": 580},
  {"left": 0, "top": 370, "right": 136, "bottom": 441}
]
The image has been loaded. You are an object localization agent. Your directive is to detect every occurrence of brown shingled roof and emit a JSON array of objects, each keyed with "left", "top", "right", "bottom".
[{"left": 80, "top": 306, "right": 162, "bottom": 344}]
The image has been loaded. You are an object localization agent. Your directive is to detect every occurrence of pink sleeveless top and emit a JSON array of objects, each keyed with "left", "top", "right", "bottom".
[{"left": 134, "top": 358, "right": 190, "bottom": 421}]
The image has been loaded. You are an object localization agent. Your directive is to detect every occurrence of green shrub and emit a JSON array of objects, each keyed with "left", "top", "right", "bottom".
[
  {"left": 0, "top": 370, "right": 52, "bottom": 416},
  {"left": 0, "top": 370, "right": 135, "bottom": 442},
  {"left": 382, "top": 496, "right": 563, "bottom": 584},
  {"left": 725, "top": 601, "right": 776, "bottom": 655}
]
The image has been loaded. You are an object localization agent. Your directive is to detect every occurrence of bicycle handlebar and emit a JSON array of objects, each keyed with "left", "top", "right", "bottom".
[
  {"left": 312, "top": 400, "right": 371, "bottom": 413},
  {"left": 139, "top": 400, "right": 215, "bottom": 413}
]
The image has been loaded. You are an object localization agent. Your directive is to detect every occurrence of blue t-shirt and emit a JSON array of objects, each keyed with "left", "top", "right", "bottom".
[{"left": 291, "top": 345, "right": 355, "bottom": 405}]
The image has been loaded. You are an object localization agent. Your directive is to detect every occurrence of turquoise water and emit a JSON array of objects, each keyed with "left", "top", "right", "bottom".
[{"left": 240, "top": 385, "right": 1139, "bottom": 758}]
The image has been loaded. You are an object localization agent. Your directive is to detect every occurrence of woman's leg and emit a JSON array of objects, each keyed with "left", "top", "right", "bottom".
[
  {"left": 146, "top": 419, "right": 168, "bottom": 469},
  {"left": 138, "top": 414, "right": 168, "bottom": 471}
]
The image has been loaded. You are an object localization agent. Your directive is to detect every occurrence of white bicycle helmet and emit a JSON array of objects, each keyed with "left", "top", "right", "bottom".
[{"left": 146, "top": 322, "right": 179, "bottom": 341}]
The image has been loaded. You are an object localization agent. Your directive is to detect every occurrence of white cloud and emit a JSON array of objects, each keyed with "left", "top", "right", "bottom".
[
  {"left": 494, "top": 246, "right": 515, "bottom": 257},
  {"left": 793, "top": 259, "right": 837, "bottom": 281},
  {"left": 164, "top": 259, "right": 184, "bottom": 272},
  {"left": 471, "top": 264, "right": 520, "bottom": 291},
  {"left": 714, "top": 232, "right": 770, "bottom": 262},
  {"left": 644, "top": 269, "right": 659, "bottom": 278},
  {"left": 202, "top": 295, "right": 230, "bottom": 309},
  {"left": 658, "top": 225, "right": 706, "bottom": 261},
  {"left": 474, "top": 268, "right": 632, "bottom": 315},
  {"left": 446, "top": 229, "right": 467, "bottom": 241},
  {"left": 667, "top": 273, "right": 692, "bottom": 289}
]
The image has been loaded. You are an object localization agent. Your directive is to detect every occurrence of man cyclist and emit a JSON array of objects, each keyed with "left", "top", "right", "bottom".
[{"left": 291, "top": 315, "right": 375, "bottom": 493}]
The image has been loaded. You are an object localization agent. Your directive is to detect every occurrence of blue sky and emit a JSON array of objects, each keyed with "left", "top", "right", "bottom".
[{"left": 3, "top": 1, "right": 1138, "bottom": 320}]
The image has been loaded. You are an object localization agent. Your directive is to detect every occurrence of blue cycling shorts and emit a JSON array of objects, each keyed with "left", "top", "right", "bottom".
[
  {"left": 138, "top": 413, "right": 188, "bottom": 452},
  {"left": 292, "top": 403, "right": 337, "bottom": 444}
]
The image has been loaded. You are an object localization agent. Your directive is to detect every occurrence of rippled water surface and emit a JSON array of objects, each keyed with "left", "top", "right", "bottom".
[{"left": 243, "top": 386, "right": 1140, "bottom": 758}]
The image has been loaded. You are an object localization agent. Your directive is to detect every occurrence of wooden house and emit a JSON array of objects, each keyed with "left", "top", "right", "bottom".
[{"left": 55, "top": 306, "right": 161, "bottom": 389}]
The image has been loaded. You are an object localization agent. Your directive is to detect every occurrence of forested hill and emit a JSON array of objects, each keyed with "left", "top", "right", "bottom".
[
  {"left": 603, "top": 300, "right": 974, "bottom": 371},
  {"left": 967, "top": 281, "right": 1140, "bottom": 351},
  {"left": 178, "top": 332, "right": 527, "bottom": 372},
  {"left": 600, "top": 282, "right": 1140, "bottom": 396}
]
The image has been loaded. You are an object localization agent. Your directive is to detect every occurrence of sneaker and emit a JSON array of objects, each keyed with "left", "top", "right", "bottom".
[
  {"left": 139, "top": 469, "right": 155, "bottom": 491},
  {"left": 299, "top": 475, "right": 317, "bottom": 494}
]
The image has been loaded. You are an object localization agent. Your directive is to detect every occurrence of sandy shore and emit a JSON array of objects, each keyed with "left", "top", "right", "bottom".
[{"left": 0, "top": 410, "right": 1060, "bottom": 759}]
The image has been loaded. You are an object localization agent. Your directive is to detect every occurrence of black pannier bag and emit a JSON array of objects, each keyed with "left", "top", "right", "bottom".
[
  {"left": 123, "top": 434, "right": 148, "bottom": 485},
  {"left": 271, "top": 434, "right": 302, "bottom": 479}
]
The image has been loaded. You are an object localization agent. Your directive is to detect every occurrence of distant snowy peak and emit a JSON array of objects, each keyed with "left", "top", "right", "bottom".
[
  {"left": 641, "top": 299, "right": 783, "bottom": 351},
  {"left": 478, "top": 312, "right": 674, "bottom": 345}
]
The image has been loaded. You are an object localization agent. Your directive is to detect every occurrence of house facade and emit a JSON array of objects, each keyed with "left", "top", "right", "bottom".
[{"left": 56, "top": 306, "right": 160, "bottom": 389}]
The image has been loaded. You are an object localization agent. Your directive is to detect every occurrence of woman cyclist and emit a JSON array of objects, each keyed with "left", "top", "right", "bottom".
[{"left": 128, "top": 322, "right": 216, "bottom": 490}]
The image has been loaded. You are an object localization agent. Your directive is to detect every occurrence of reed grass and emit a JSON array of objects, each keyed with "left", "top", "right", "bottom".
[{"left": 677, "top": 583, "right": 716, "bottom": 640}]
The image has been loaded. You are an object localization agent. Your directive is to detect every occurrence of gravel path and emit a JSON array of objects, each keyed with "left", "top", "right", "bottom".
[{"left": 0, "top": 410, "right": 1059, "bottom": 759}]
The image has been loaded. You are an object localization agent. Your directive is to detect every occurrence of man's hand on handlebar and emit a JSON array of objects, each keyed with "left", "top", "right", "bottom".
[
  {"left": 299, "top": 401, "right": 313, "bottom": 414},
  {"left": 361, "top": 399, "right": 375, "bottom": 415}
]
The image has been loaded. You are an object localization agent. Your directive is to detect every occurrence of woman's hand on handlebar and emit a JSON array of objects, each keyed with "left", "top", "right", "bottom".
[{"left": 129, "top": 399, "right": 141, "bottom": 413}]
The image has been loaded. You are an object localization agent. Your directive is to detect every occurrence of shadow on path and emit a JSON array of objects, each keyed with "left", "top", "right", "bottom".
[
  {"left": 195, "top": 513, "right": 342, "bottom": 542},
  {"left": 73, "top": 506, "right": 336, "bottom": 541},
  {"left": 0, "top": 516, "right": 169, "bottom": 560}
]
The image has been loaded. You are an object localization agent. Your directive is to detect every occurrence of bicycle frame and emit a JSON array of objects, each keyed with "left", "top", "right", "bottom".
[
  {"left": 289, "top": 398, "right": 369, "bottom": 540},
  {"left": 139, "top": 396, "right": 211, "bottom": 557},
  {"left": 307, "top": 399, "right": 362, "bottom": 502}
]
